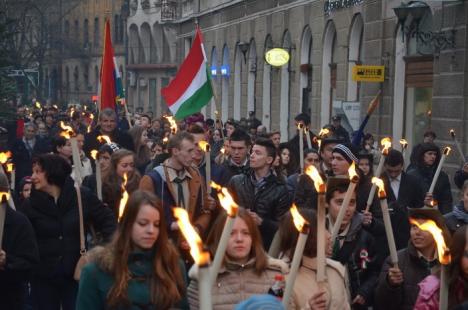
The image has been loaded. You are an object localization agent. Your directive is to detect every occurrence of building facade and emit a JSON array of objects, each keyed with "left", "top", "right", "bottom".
[{"left": 42, "top": 0, "right": 126, "bottom": 107}]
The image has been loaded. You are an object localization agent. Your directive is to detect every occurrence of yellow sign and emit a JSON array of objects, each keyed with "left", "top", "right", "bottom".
[
  {"left": 352, "top": 65, "right": 385, "bottom": 82},
  {"left": 265, "top": 48, "right": 290, "bottom": 67}
]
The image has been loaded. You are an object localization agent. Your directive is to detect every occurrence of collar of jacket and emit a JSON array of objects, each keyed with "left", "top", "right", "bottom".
[
  {"left": 247, "top": 169, "right": 283, "bottom": 185},
  {"left": 30, "top": 176, "right": 78, "bottom": 215},
  {"left": 339, "top": 213, "right": 363, "bottom": 242}
]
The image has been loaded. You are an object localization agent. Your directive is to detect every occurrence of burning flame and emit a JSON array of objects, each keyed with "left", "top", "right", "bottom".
[
  {"left": 430, "top": 199, "right": 438, "bottom": 208},
  {"left": 318, "top": 128, "right": 330, "bottom": 138},
  {"left": 399, "top": 139, "right": 408, "bottom": 148},
  {"left": 35, "top": 102, "right": 41, "bottom": 109},
  {"left": 450, "top": 129, "right": 455, "bottom": 138},
  {"left": 118, "top": 173, "right": 129, "bottom": 221},
  {"left": 443, "top": 147, "right": 451, "bottom": 156},
  {"left": 409, "top": 218, "right": 451, "bottom": 265},
  {"left": 210, "top": 181, "right": 223, "bottom": 191},
  {"left": 59, "top": 121, "right": 75, "bottom": 139},
  {"left": 305, "top": 165, "right": 325, "bottom": 193},
  {"left": 348, "top": 162, "right": 359, "bottom": 181},
  {"left": 165, "top": 116, "right": 178, "bottom": 134},
  {"left": 297, "top": 123, "right": 304, "bottom": 130},
  {"left": 173, "top": 207, "right": 210, "bottom": 265},
  {"left": 290, "top": 203, "right": 309, "bottom": 233},
  {"left": 0, "top": 151, "right": 12, "bottom": 164},
  {"left": 87, "top": 124, "right": 92, "bottom": 133},
  {"left": 381, "top": 137, "right": 392, "bottom": 155},
  {"left": 371, "top": 177, "right": 386, "bottom": 198},
  {"left": 70, "top": 107, "right": 75, "bottom": 118},
  {"left": 217, "top": 187, "right": 239, "bottom": 217},
  {"left": 97, "top": 135, "right": 112, "bottom": 144},
  {"left": 6, "top": 163, "right": 14, "bottom": 173},
  {"left": 90, "top": 150, "right": 98, "bottom": 160},
  {"left": 220, "top": 147, "right": 225, "bottom": 154},
  {"left": 53, "top": 104, "right": 58, "bottom": 109},
  {"left": 198, "top": 140, "right": 210, "bottom": 152},
  {"left": 0, "top": 191, "right": 10, "bottom": 202},
  {"left": 162, "top": 137, "right": 169, "bottom": 144}
]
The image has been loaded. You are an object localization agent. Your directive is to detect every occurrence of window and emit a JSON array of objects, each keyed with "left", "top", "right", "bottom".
[
  {"left": 94, "top": 17, "right": 99, "bottom": 48},
  {"left": 83, "top": 19, "right": 89, "bottom": 46}
]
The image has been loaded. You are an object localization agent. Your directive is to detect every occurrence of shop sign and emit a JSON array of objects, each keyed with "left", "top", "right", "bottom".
[{"left": 352, "top": 65, "right": 385, "bottom": 82}]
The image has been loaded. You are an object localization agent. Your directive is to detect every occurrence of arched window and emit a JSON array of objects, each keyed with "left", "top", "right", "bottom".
[
  {"left": 83, "top": 19, "right": 89, "bottom": 46},
  {"left": 94, "top": 66, "right": 99, "bottom": 92},
  {"left": 321, "top": 20, "right": 336, "bottom": 126},
  {"left": 221, "top": 44, "right": 229, "bottom": 122},
  {"left": 233, "top": 43, "right": 242, "bottom": 120},
  {"left": 300, "top": 26, "right": 313, "bottom": 116},
  {"left": 140, "top": 23, "right": 151, "bottom": 64},
  {"left": 129, "top": 24, "right": 140, "bottom": 64},
  {"left": 64, "top": 20, "right": 70, "bottom": 40},
  {"left": 262, "top": 35, "right": 273, "bottom": 130},
  {"left": 94, "top": 17, "right": 99, "bottom": 48},
  {"left": 74, "top": 19, "right": 80, "bottom": 43},
  {"left": 347, "top": 14, "right": 363, "bottom": 102},
  {"left": 74, "top": 67, "right": 79, "bottom": 92},
  {"left": 280, "top": 30, "right": 291, "bottom": 140}
]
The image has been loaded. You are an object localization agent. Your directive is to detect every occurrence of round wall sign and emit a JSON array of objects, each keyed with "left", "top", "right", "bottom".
[{"left": 265, "top": 48, "right": 290, "bottom": 67}]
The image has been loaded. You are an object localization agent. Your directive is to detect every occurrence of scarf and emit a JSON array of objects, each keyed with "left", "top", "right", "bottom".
[{"left": 452, "top": 204, "right": 468, "bottom": 223}]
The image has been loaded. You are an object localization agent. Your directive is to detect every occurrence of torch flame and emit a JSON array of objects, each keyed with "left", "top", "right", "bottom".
[
  {"left": 89, "top": 113, "right": 94, "bottom": 120},
  {"left": 59, "top": 121, "right": 75, "bottom": 139},
  {"left": 399, "top": 139, "right": 408, "bottom": 148},
  {"left": 443, "top": 147, "right": 451, "bottom": 156},
  {"left": 409, "top": 218, "right": 451, "bottom": 265},
  {"left": 163, "top": 137, "right": 169, "bottom": 144},
  {"left": 290, "top": 203, "right": 309, "bottom": 233},
  {"left": 381, "top": 137, "right": 392, "bottom": 155},
  {"left": 165, "top": 116, "right": 178, "bottom": 134},
  {"left": 348, "top": 162, "right": 359, "bottom": 181},
  {"left": 198, "top": 140, "right": 210, "bottom": 152},
  {"left": 220, "top": 147, "right": 225, "bottom": 154},
  {"left": 297, "top": 123, "right": 304, "bottom": 130},
  {"left": 70, "top": 107, "right": 75, "bottom": 118},
  {"left": 210, "top": 181, "right": 223, "bottom": 191},
  {"left": 6, "top": 163, "right": 14, "bottom": 173},
  {"left": 450, "top": 129, "right": 455, "bottom": 138},
  {"left": 305, "top": 165, "right": 325, "bottom": 193},
  {"left": 318, "top": 128, "right": 330, "bottom": 138},
  {"left": 90, "top": 150, "right": 98, "bottom": 160},
  {"left": 173, "top": 207, "right": 211, "bottom": 265},
  {"left": 97, "top": 135, "right": 112, "bottom": 144},
  {"left": 0, "top": 151, "right": 12, "bottom": 164},
  {"left": 0, "top": 191, "right": 10, "bottom": 202},
  {"left": 371, "top": 177, "right": 386, "bottom": 198},
  {"left": 35, "top": 102, "right": 41, "bottom": 109},
  {"left": 118, "top": 173, "right": 129, "bottom": 221},
  {"left": 217, "top": 187, "right": 239, "bottom": 217},
  {"left": 53, "top": 104, "right": 58, "bottom": 109}
]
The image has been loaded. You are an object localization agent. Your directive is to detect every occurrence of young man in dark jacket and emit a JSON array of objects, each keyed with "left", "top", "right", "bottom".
[
  {"left": 228, "top": 138, "right": 290, "bottom": 249},
  {"left": 222, "top": 128, "right": 251, "bottom": 181},
  {"left": 326, "top": 177, "right": 381, "bottom": 309}
]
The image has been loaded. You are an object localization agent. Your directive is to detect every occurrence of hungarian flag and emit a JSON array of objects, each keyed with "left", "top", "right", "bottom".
[
  {"left": 162, "top": 28, "right": 213, "bottom": 120},
  {"left": 99, "top": 19, "right": 124, "bottom": 111}
]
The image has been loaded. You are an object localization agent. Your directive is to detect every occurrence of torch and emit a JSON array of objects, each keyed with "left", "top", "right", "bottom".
[
  {"left": 215, "top": 111, "right": 224, "bottom": 139},
  {"left": 0, "top": 152, "right": 15, "bottom": 210},
  {"left": 60, "top": 122, "right": 82, "bottom": 184},
  {"left": 450, "top": 129, "right": 464, "bottom": 163},
  {"left": 330, "top": 162, "right": 360, "bottom": 243},
  {"left": 409, "top": 218, "right": 451, "bottom": 310},
  {"left": 90, "top": 150, "right": 102, "bottom": 200},
  {"left": 209, "top": 182, "right": 239, "bottom": 284},
  {"left": 118, "top": 173, "right": 129, "bottom": 221},
  {"left": 399, "top": 139, "right": 408, "bottom": 155},
  {"left": 0, "top": 191, "right": 10, "bottom": 246},
  {"left": 198, "top": 141, "right": 211, "bottom": 194},
  {"left": 173, "top": 208, "right": 212, "bottom": 310},
  {"left": 97, "top": 135, "right": 112, "bottom": 145},
  {"left": 428, "top": 147, "right": 451, "bottom": 194},
  {"left": 6, "top": 163, "right": 15, "bottom": 191},
  {"left": 165, "top": 116, "right": 178, "bottom": 135},
  {"left": 298, "top": 123, "right": 304, "bottom": 174},
  {"left": 305, "top": 126, "right": 312, "bottom": 149},
  {"left": 365, "top": 137, "right": 392, "bottom": 212},
  {"left": 282, "top": 204, "right": 309, "bottom": 308},
  {"left": 305, "top": 165, "right": 327, "bottom": 283},
  {"left": 372, "top": 177, "right": 399, "bottom": 266}
]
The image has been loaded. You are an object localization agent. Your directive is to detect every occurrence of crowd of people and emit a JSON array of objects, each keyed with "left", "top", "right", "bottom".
[{"left": 0, "top": 103, "right": 467, "bottom": 310}]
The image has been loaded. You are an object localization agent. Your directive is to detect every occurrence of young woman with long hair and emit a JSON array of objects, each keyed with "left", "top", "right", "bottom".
[
  {"left": 102, "top": 149, "right": 141, "bottom": 216},
  {"left": 187, "top": 209, "right": 288, "bottom": 309},
  {"left": 76, "top": 190, "right": 188, "bottom": 309},
  {"left": 128, "top": 125, "right": 151, "bottom": 175}
]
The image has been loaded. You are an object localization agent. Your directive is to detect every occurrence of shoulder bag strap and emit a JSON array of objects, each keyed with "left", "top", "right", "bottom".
[{"left": 75, "top": 183, "right": 86, "bottom": 255}]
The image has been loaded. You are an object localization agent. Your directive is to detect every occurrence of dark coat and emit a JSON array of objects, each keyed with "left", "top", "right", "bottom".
[
  {"left": 289, "top": 173, "right": 318, "bottom": 210},
  {"left": 453, "top": 168, "right": 468, "bottom": 190},
  {"left": 83, "top": 126, "right": 134, "bottom": 159},
  {"left": 444, "top": 203, "right": 468, "bottom": 234},
  {"left": 287, "top": 131, "right": 318, "bottom": 173},
  {"left": 228, "top": 171, "right": 290, "bottom": 249},
  {"left": 375, "top": 242, "right": 437, "bottom": 310},
  {"left": 221, "top": 158, "right": 251, "bottom": 182},
  {"left": 331, "top": 213, "right": 381, "bottom": 307},
  {"left": 382, "top": 171, "right": 425, "bottom": 209},
  {"left": 332, "top": 125, "right": 350, "bottom": 143},
  {"left": 18, "top": 177, "right": 117, "bottom": 279},
  {"left": 12, "top": 136, "right": 51, "bottom": 188},
  {"left": 0, "top": 206, "right": 39, "bottom": 309}
]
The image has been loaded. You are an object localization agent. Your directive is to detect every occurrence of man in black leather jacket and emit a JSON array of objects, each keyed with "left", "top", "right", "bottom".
[{"left": 228, "top": 138, "right": 290, "bottom": 249}]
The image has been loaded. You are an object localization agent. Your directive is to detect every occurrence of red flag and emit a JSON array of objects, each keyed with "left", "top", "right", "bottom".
[{"left": 99, "top": 20, "right": 117, "bottom": 111}]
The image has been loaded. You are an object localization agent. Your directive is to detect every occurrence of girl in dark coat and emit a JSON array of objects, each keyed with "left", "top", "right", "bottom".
[{"left": 19, "top": 154, "right": 117, "bottom": 310}]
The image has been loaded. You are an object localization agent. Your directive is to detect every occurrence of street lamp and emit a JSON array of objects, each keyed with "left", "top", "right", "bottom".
[{"left": 393, "top": 1, "right": 456, "bottom": 52}]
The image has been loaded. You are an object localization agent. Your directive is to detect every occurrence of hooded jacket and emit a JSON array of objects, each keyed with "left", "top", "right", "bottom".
[
  {"left": 407, "top": 143, "right": 452, "bottom": 214},
  {"left": 444, "top": 202, "right": 468, "bottom": 234},
  {"left": 187, "top": 257, "right": 289, "bottom": 310}
]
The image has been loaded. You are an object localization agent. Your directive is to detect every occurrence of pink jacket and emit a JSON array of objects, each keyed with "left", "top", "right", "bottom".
[{"left": 414, "top": 275, "right": 439, "bottom": 310}]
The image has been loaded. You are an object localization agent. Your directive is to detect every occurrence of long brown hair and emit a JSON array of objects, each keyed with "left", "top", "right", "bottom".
[
  {"left": 206, "top": 209, "right": 268, "bottom": 275},
  {"left": 128, "top": 125, "right": 151, "bottom": 167},
  {"left": 107, "top": 190, "right": 185, "bottom": 308},
  {"left": 448, "top": 226, "right": 468, "bottom": 309},
  {"left": 278, "top": 208, "right": 317, "bottom": 259}
]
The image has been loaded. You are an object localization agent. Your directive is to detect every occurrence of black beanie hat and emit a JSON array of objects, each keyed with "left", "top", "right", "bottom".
[{"left": 332, "top": 143, "right": 359, "bottom": 164}]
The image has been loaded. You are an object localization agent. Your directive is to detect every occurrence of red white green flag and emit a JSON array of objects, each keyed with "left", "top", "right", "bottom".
[{"left": 161, "top": 28, "right": 213, "bottom": 120}]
